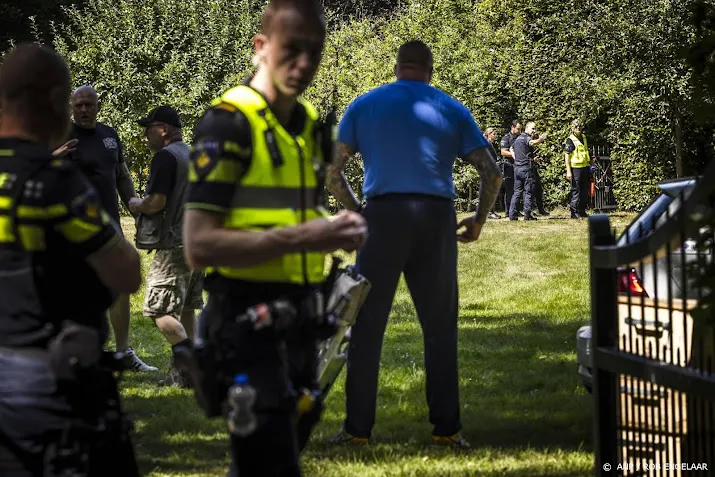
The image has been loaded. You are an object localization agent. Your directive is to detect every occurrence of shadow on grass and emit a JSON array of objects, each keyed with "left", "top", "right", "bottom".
[
  {"left": 122, "top": 311, "right": 592, "bottom": 475},
  {"left": 317, "top": 313, "right": 592, "bottom": 452},
  {"left": 122, "top": 391, "right": 229, "bottom": 474}
]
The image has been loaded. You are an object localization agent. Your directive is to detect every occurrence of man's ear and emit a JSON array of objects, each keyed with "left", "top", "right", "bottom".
[
  {"left": 253, "top": 33, "right": 268, "bottom": 66},
  {"left": 428, "top": 66, "right": 434, "bottom": 82}
]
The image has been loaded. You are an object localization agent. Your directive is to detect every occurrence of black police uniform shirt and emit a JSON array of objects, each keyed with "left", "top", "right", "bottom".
[
  {"left": 512, "top": 133, "right": 535, "bottom": 168},
  {"left": 185, "top": 81, "right": 310, "bottom": 300},
  {"left": 499, "top": 133, "right": 519, "bottom": 159},
  {"left": 499, "top": 133, "right": 518, "bottom": 177},
  {"left": 71, "top": 122, "right": 126, "bottom": 222},
  {"left": 0, "top": 138, "right": 121, "bottom": 346}
]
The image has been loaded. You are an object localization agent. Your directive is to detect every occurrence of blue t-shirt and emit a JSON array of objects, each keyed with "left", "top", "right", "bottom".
[{"left": 338, "top": 80, "right": 489, "bottom": 199}]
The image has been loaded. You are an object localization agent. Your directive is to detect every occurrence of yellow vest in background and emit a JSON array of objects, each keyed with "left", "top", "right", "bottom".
[{"left": 568, "top": 134, "right": 590, "bottom": 168}]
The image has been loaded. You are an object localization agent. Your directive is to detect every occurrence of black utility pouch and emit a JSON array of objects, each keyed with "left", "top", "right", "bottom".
[
  {"left": 135, "top": 211, "right": 166, "bottom": 250},
  {"left": 48, "top": 321, "right": 102, "bottom": 383},
  {"left": 173, "top": 339, "right": 224, "bottom": 418}
]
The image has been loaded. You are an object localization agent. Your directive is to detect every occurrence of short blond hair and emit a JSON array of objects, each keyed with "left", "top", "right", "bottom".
[{"left": 484, "top": 127, "right": 497, "bottom": 138}]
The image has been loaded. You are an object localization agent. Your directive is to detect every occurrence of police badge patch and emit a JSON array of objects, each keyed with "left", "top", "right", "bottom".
[
  {"left": 191, "top": 141, "right": 220, "bottom": 179},
  {"left": 103, "top": 137, "right": 118, "bottom": 149},
  {"left": 70, "top": 189, "right": 104, "bottom": 226}
]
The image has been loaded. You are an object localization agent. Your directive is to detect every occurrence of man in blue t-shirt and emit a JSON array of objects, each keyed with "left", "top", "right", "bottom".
[{"left": 326, "top": 40, "right": 502, "bottom": 448}]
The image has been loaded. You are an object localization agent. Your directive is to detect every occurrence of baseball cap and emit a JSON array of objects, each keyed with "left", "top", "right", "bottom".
[{"left": 137, "top": 105, "right": 182, "bottom": 128}]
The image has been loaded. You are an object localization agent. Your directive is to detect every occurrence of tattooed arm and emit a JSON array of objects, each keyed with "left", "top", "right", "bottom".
[
  {"left": 463, "top": 145, "right": 503, "bottom": 224},
  {"left": 325, "top": 141, "right": 361, "bottom": 211}
]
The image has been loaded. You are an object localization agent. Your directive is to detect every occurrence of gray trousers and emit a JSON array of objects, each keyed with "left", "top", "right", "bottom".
[{"left": 343, "top": 193, "right": 462, "bottom": 438}]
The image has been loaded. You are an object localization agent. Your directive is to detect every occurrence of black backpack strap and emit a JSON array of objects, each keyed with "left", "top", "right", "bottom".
[{"left": 257, "top": 108, "right": 285, "bottom": 168}]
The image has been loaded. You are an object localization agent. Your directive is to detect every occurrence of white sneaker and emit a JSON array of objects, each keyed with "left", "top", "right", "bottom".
[{"left": 121, "top": 347, "right": 158, "bottom": 372}]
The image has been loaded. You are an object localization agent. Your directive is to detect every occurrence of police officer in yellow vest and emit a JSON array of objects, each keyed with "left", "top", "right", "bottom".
[
  {"left": 181, "top": 1, "right": 367, "bottom": 475},
  {"left": 564, "top": 119, "right": 592, "bottom": 219}
]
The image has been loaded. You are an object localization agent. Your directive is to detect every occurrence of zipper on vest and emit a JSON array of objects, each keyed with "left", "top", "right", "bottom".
[{"left": 295, "top": 136, "right": 310, "bottom": 286}]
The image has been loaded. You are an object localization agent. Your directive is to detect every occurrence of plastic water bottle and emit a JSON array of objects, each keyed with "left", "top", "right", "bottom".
[{"left": 227, "top": 374, "right": 257, "bottom": 437}]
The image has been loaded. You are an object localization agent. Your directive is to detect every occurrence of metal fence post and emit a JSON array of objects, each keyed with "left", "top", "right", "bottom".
[{"left": 589, "top": 214, "right": 620, "bottom": 475}]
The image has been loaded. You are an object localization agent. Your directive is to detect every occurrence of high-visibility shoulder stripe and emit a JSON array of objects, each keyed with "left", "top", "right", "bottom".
[
  {"left": 184, "top": 202, "right": 228, "bottom": 213},
  {"left": 0, "top": 216, "right": 46, "bottom": 250},
  {"left": 204, "top": 160, "right": 241, "bottom": 184},
  {"left": 18, "top": 225, "right": 45, "bottom": 250},
  {"left": 0, "top": 196, "right": 69, "bottom": 219},
  {"left": 55, "top": 217, "right": 101, "bottom": 243}
]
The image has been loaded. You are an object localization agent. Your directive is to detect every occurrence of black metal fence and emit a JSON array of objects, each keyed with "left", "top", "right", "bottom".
[
  {"left": 590, "top": 145, "right": 617, "bottom": 212},
  {"left": 589, "top": 159, "right": 715, "bottom": 476}
]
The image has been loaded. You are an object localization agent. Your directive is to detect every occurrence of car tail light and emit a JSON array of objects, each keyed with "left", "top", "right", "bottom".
[{"left": 617, "top": 267, "right": 648, "bottom": 297}]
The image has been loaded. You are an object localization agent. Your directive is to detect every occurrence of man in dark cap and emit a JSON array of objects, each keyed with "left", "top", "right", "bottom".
[{"left": 130, "top": 105, "right": 204, "bottom": 387}]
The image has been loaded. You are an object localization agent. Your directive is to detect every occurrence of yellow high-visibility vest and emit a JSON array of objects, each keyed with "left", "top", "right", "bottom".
[
  {"left": 568, "top": 134, "right": 590, "bottom": 168},
  {"left": 208, "top": 85, "right": 329, "bottom": 284}
]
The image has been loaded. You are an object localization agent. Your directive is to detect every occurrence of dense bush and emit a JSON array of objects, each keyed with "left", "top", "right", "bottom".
[{"left": 10, "top": 0, "right": 714, "bottom": 211}]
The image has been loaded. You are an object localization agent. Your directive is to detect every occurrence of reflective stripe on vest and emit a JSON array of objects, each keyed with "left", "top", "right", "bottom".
[
  {"left": 207, "top": 85, "right": 328, "bottom": 284},
  {"left": 569, "top": 134, "right": 590, "bottom": 168}
]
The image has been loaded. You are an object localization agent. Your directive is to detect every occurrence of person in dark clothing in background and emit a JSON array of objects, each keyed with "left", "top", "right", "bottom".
[
  {"left": 70, "top": 85, "right": 156, "bottom": 372},
  {"left": 509, "top": 121, "right": 547, "bottom": 221},
  {"left": 484, "top": 127, "right": 501, "bottom": 219},
  {"left": 500, "top": 120, "right": 520, "bottom": 216},
  {"left": 530, "top": 150, "right": 550, "bottom": 217},
  {"left": 326, "top": 40, "right": 502, "bottom": 448}
]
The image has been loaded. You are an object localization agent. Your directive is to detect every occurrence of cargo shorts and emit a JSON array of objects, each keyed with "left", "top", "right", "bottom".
[{"left": 143, "top": 247, "right": 204, "bottom": 319}]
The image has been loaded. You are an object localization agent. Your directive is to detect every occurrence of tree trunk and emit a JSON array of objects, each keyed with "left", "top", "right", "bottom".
[
  {"left": 675, "top": 111, "right": 684, "bottom": 178},
  {"left": 468, "top": 183, "right": 473, "bottom": 212}
]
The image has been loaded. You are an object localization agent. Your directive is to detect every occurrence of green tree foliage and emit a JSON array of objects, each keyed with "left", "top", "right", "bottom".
[
  {"left": 27, "top": 0, "right": 715, "bottom": 210},
  {"left": 0, "top": 0, "right": 83, "bottom": 47}
]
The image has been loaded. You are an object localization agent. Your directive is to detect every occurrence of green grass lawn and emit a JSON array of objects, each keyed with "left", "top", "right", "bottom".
[{"left": 116, "top": 209, "right": 636, "bottom": 477}]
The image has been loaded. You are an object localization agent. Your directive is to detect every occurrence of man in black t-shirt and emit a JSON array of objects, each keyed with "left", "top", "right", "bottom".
[{"left": 70, "top": 85, "right": 156, "bottom": 372}]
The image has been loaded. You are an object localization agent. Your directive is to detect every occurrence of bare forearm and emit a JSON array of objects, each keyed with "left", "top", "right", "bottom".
[
  {"left": 326, "top": 166, "right": 360, "bottom": 211},
  {"left": 131, "top": 194, "right": 165, "bottom": 215},
  {"left": 187, "top": 221, "right": 318, "bottom": 269},
  {"left": 116, "top": 163, "right": 137, "bottom": 208},
  {"left": 117, "top": 175, "right": 137, "bottom": 208},
  {"left": 326, "top": 141, "right": 361, "bottom": 211},
  {"left": 464, "top": 147, "right": 503, "bottom": 223}
]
